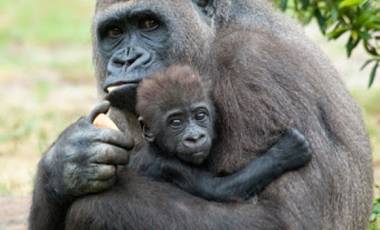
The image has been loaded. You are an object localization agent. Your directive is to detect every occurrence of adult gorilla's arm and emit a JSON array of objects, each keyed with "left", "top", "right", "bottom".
[
  {"left": 29, "top": 161, "right": 70, "bottom": 230},
  {"left": 64, "top": 122, "right": 311, "bottom": 229},
  {"left": 65, "top": 170, "right": 286, "bottom": 230},
  {"left": 29, "top": 102, "right": 133, "bottom": 230}
]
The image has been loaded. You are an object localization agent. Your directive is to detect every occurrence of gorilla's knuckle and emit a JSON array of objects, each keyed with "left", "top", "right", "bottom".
[
  {"left": 100, "top": 166, "right": 116, "bottom": 177},
  {"left": 77, "top": 116, "right": 89, "bottom": 124},
  {"left": 65, "top": 132, "right": 85, "bottom": 145},
  {"left": 101, "top": 145, "right": 114, "bottom": 158}
]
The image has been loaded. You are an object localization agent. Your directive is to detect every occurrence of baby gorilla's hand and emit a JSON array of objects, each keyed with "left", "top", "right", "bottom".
[{"left": 271, "top": 128, "right": 312, "bottom": 172}]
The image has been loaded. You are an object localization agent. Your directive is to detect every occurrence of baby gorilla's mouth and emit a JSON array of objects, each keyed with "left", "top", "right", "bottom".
[
  {"left": 178, "top": 151, "right": 208, "bottom": 165},
  {"left": 193, "top": 152, "right": 206, "bottom": 157}
]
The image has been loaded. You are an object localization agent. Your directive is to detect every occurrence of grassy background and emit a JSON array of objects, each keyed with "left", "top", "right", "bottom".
[
  {"left": 0, "top": 0, "right": 96, "bottom": 195},
  {"left": 0, "top": 0, "right": 379, "bottom": 199}
]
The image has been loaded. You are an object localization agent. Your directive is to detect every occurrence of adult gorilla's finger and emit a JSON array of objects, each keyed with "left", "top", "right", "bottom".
[
  {"left": 87, "top": 101, "right": 111, "bottom": 122},
  {"left": 95, "top": 128, "right": 135, "bottom": 150},
  {"left": 90, "top": 143, "right": 130, "bottom": 165},
  {"left": 87, "top": 164, "right": 116, "bottom": 180},
  {"left": 84, "top": 179, "right": 116, "bottom": 194}
]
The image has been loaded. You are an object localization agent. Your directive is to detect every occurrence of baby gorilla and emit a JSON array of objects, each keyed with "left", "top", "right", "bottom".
[{"left": 131, "top": 65, "right": 311, "bottom": 202}]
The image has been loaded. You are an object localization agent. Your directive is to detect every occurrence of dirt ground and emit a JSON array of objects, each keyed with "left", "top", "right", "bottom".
[{"left": 0, "top": 196, "right": 30, "bottom": 230}]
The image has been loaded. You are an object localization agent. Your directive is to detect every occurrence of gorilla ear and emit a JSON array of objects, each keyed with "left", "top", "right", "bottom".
[{"left": 138, "top": 117, "right": 155, "bottom": 142}]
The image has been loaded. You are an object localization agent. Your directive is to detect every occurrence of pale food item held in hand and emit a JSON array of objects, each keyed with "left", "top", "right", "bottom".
[{"left": 93, "top": 114, "right": 119, "bottom": 131}]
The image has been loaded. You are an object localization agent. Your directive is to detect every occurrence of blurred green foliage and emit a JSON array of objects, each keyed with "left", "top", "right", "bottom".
[
  {"left": 370, "top": 186, "right": 380, "bottom": 229},
  {"left": 274, "top": 0, "right": 380, "bottom": 87}
]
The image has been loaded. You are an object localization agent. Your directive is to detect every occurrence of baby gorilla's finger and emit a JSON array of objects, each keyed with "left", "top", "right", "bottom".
[
  {"left": 94, "top": 128, "right": 134, "bottom": 150},
  {"left": 288, "top": 128, "right": 310, "bottom": 151},
  {"left": 87, "top": 101, "right": 111, "bottom": 123},
  {"left": 87, "top": 164, "right": 116, "bottom": 180},
  {"left": 290, "top": 128, "right": 307, "bottom": 143},
  {"left": 289, "top": 128, "right": 302, "bottom": 138},
  {"left": 90, "top": 143, "right": 130, "bottom": 165}
]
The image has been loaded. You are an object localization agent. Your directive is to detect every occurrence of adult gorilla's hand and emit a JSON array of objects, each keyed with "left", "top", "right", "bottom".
[{"left": 41, "top": 101, "right": 134, "bottom": 200}]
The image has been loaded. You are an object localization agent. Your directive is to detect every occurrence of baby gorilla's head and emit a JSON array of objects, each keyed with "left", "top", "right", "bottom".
[{"left": 136, "top": 65, "right": 215, "bottom": 165}]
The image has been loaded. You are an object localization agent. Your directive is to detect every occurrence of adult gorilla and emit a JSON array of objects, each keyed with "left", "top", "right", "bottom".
[{"left": 29, "top": 0, "right": 373, "bottom": 229}]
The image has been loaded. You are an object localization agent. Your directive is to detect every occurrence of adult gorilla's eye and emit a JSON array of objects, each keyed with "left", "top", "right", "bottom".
[
  {"left": 195, "top": 112, "right": 208, "bottom": 121},
  {"left": 169, "top": 119, "right": 183, "bottom": 128},
  {"left": 139, "top": 18, "right": 159, "bottom": 31},
  {"left": 106, "top": 27, "right": 123, "bottom": 39}
]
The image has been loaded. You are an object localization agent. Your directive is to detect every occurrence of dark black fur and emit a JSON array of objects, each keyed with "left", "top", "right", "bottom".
[{"left": 29, "top": 1, "right": 373, "bottom": 230}]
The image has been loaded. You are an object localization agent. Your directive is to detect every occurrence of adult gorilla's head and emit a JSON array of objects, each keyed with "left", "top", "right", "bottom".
[
  {"left": 93, "top": 1, "right": 227, "bottom": 98},
  {"left": 91, "top": 0, "right": 286, "bottom": 141}
]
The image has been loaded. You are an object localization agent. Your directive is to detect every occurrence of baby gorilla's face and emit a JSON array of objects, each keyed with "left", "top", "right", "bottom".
[{"left": 155, "top": 101, "right": 214, "bottom": 165}]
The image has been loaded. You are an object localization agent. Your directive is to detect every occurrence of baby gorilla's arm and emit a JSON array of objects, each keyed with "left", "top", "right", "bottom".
[{"left": 160, "top": 128, "right": 311, "bottom": 202}]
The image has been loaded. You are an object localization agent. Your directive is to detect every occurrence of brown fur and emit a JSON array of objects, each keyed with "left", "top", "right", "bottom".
[
  {"left": 62, "top": 1, "right": 374, "bottom": 229},
  {"left": 136, "top": 65, "right": 211, "bottom": 129}
]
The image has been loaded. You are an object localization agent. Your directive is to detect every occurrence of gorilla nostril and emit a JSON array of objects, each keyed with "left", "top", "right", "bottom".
[
  {"left": 112, "top": 58, "right": 125, "bottom": 68},
  {"left": 127, "top": 59, "right": 135, "bottom": 66},
  {"left": 185, "top": 138, "right": 196, "bottom": 144},
  {"left": 109, "top": 47, "right": 153, "bottom": 73},
  {"left": 142, "top": 56, "right": 153, "bottom": 67},
  {"left": 126, "top": 53, "right": 142, "bottom": 66},
  {"left": 195, "top": 135, "right": 206, "bottom": 143}
]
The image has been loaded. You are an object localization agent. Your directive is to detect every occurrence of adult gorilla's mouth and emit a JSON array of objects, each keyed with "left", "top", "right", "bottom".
[
  {"left": 106, "top": 82, "right": 139, "bottom": 94},
  {"left": 104, "top": 83, "right": 139, "bottom": 112},
  {"left": 103, "top": 61, "right": 166, "bottom": 111}
]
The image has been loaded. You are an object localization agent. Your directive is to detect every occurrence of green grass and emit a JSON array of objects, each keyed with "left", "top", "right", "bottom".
[
  {"left": 0, "top": 0, "right": 93, "bottom": 45},
  {"left": 0, "top": 0, "right": 96, "bottom": 195},
  {"left": 0, "top": 2, "right": 379, "bottom": 229},
  {"left": 0, "top": 0, "right": 94, "bottom": 83}
]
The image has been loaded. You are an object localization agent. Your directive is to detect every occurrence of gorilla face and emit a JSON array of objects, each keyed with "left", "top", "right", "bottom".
[
  {"left": 97, "top": 10, "right": 169, "bottom": 92},
  {"left": 93, "top": 0, "right": 217, "bottom": 102},
  {"left": 156, "top": 101, "right": 215, "bottom": 165}
]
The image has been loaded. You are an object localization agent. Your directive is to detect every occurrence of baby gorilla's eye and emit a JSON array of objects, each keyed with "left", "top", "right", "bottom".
[
  {"left": 195, "top": 112, "right": 208, "bottom": 121},
  {"left": 194, "top": 0, "right": 209, "bottom": 7},
  {"left": 106, "top": 27, "right": 123, "bottom": 39},
  {"left": 139, "top": 18, "right": 159, "bottom": 31},
  {"left": 169, "top": 119, "right": 183, "bottom": 128}
]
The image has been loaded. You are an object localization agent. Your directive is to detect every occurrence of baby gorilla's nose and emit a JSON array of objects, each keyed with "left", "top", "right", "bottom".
[{"left": 183, "top": 133, "right": 206, "bottom": 149}]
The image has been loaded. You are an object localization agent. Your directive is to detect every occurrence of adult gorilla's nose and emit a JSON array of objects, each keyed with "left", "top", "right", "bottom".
[
  {"left": 104, "top": 46, "right": 153, "bottom": 111},
  {"left": 110, "top": 47, "right": 152, "bottom": 72},
  {"left": 104, "top": 46, "right": 155, "bottom": 94}
]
